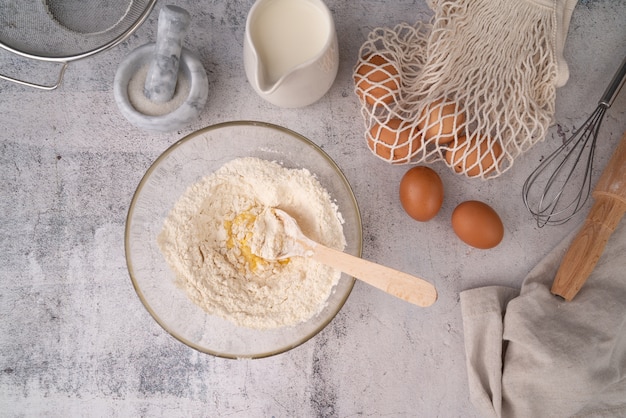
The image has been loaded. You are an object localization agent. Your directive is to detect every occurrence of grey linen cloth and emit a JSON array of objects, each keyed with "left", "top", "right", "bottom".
[{"left": 461, "top": 219, "right": 626, "bottom": 418}]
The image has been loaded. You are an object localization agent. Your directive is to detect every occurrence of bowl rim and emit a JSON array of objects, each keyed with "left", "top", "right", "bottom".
[{"left": 124, "top": 120, "right": 363, "bottom": 359}]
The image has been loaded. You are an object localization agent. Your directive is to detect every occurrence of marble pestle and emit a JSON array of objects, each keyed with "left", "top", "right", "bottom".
[
  {"left": 144, "top": 5, "right": 191, "bottom": 103},
  {"left": 113, "top": 4, "right": 208, "bottom": 132}
]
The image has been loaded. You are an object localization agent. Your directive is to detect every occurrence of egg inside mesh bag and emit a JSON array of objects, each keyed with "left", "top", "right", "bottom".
[{"left": 354, "top": 0, "right": 577, "bottom": 178}]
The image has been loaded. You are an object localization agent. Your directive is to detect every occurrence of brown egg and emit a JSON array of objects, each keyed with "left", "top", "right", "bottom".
[
  {"left": 355, "top": 54, "right": 400, "bottom": 106},
  {"left": 451, "top": 200, "right": 504, "bottom": 249},
  {"left": 399, "top": 166, "right": 444, "bottom": 222},
  {"left": 444, "top": 134, "right": 503, "bottom": 177},
  {"left": 368, "top": 118, "right": 421, "bottom": 163},
  {"left": 418, "top": 98, "right": 466, "bottom": 144}
]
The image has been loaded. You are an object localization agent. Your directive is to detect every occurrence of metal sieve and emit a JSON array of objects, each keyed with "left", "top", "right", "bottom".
[{"left": 0, "top": 0, "right": 157, "bottom": 90}]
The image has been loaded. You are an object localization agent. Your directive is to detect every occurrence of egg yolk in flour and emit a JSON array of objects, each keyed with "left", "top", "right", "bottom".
[{"left": 225, "top": 211, "right": 289, "bottom": 272}]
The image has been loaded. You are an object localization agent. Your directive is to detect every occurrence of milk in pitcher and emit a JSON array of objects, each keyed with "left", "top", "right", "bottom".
[{"left": 249, "top": 0, "right": 330, "bottom": 84}]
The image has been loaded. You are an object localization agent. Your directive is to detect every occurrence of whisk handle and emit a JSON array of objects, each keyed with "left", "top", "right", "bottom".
[
  {"left": 599, "top": 55, "right": 626, "bottom": 108},
  {"left": 551, "top": 195, "right": 626, "bottom": 301}
]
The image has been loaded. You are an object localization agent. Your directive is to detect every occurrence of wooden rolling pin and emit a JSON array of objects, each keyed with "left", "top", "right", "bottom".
[{"left": 551, "top": 130, "right": 626, "bottom": 300}]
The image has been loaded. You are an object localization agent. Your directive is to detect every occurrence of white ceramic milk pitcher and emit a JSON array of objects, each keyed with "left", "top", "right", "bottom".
[{"left": 243, "top": 0, "right": 339, "bottom": 108}]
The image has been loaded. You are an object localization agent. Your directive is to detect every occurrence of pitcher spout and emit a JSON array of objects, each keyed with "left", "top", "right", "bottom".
[
  {"left": 253, "top": 54, "right": 283, "bottom": 95},
  {"left": 244, "top": 19, "right": 302, "bottom": 95}
]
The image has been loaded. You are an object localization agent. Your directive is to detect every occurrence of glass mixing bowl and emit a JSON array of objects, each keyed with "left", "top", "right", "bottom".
[{"left": 125, "top": 121, "right": 362, "bottom": 358}]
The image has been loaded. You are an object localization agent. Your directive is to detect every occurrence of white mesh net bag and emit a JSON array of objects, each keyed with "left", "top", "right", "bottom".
[{"left": 354, "top": 0, "right": 577, "bottom": 179}]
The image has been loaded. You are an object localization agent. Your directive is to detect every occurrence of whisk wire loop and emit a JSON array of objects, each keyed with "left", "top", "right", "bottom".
[
  {"left": 522, "top": 105, "right": 607, "bottom": 227},
  {"left": 523, "top": 55, "right": 626, "bottom": 227}
]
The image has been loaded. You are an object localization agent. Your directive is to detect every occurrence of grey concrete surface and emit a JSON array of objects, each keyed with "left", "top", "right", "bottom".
[{"left": 1, "top": 0, "right": 625, "bottom": 416}]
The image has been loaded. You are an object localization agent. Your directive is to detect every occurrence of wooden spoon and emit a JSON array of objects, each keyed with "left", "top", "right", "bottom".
[{"left": 251, "top": 208, "right": 438, "bottom": 307}]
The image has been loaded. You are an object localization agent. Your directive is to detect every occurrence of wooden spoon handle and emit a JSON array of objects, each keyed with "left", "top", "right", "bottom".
[
  {"left": 551, "top": 195, "right": 626, "bottom": 300},
  {"left": 309, "top": 243, "right": 438, "bottom": 307}
]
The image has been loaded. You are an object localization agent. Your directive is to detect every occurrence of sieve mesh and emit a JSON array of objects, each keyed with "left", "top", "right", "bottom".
[{"left": 0, "top": 0, "right": 156, "bottom": 60}]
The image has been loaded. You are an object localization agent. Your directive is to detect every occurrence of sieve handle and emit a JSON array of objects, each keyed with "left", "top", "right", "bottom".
[{"left": 0, "top": 61, "right": 68, "bottom": 91}]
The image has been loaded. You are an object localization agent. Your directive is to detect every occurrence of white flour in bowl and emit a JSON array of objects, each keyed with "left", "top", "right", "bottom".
[{"left": 157, "top": 157, "right": 346, "bottom": 329}]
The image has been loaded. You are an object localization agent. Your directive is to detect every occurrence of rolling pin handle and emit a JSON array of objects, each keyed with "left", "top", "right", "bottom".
[{"left": 551, "top": 195, "right": 626, "bottom": 300}]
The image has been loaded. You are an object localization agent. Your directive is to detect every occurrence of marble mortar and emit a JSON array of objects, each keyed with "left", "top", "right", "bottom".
[{"left": 114, "top": 44, "right": 208, "bottom": 132}]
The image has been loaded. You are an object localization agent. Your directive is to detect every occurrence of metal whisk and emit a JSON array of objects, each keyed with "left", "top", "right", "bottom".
[{"left": 523, "top": 56, "right": 626, "bottom": 227}]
